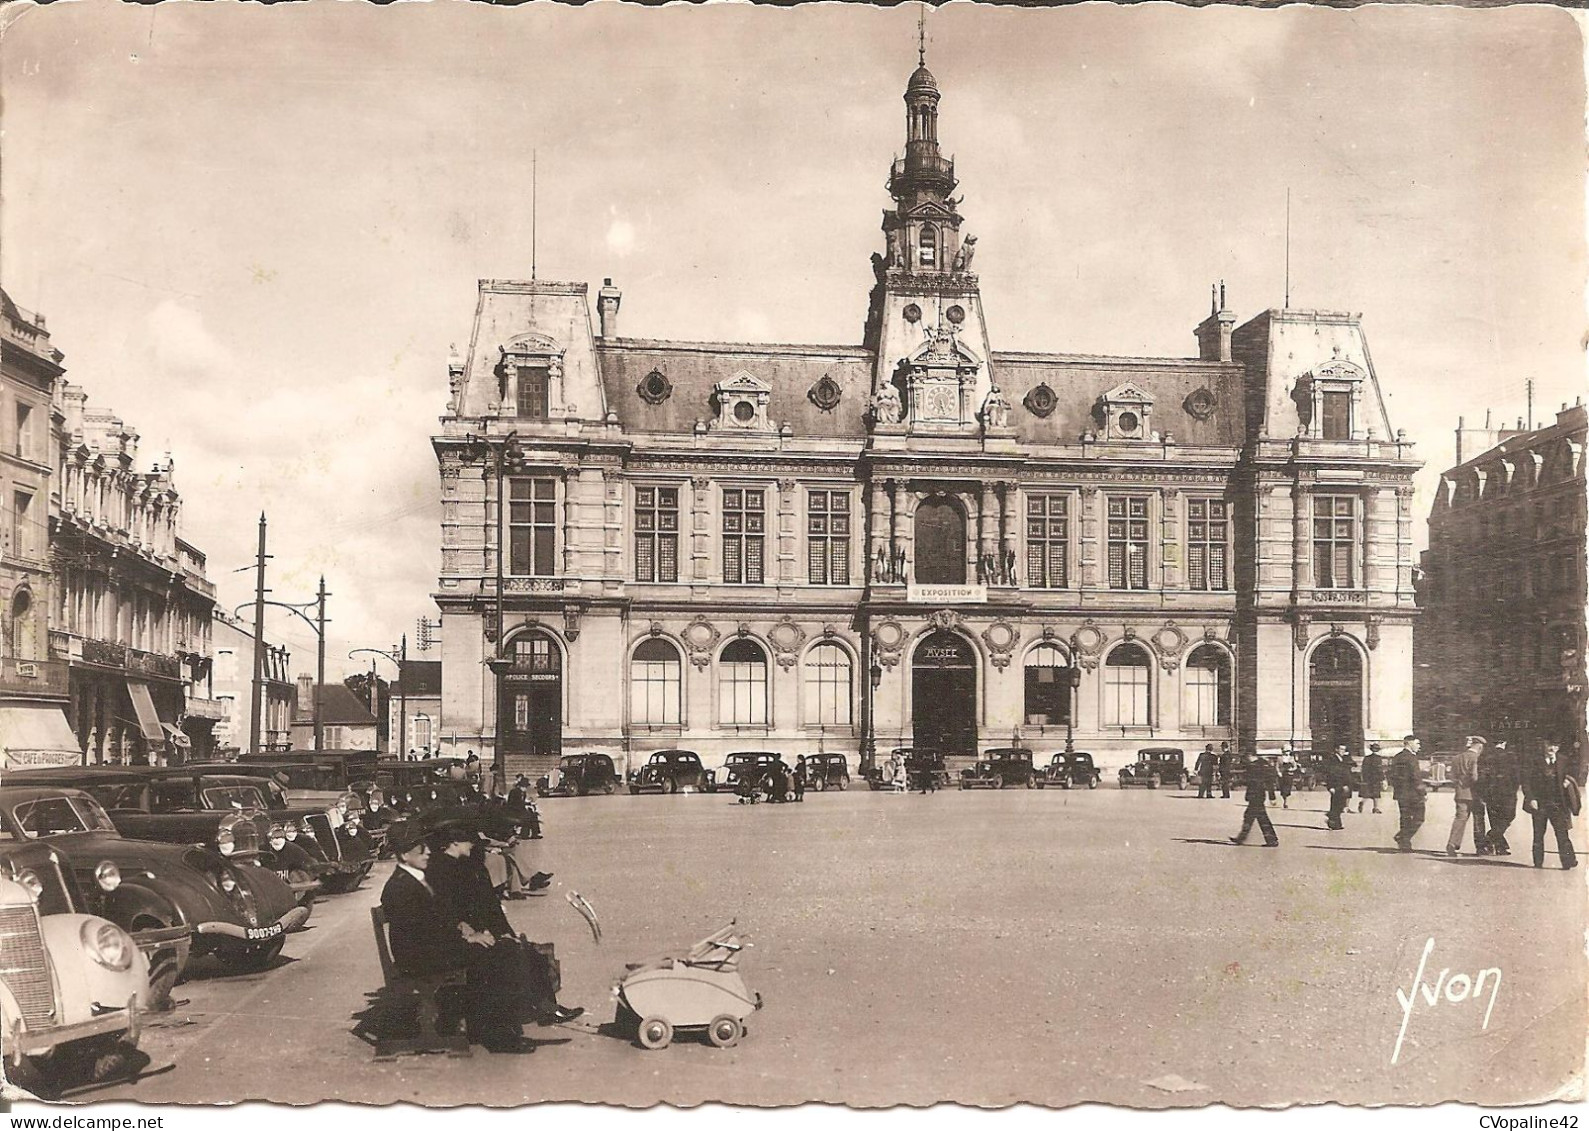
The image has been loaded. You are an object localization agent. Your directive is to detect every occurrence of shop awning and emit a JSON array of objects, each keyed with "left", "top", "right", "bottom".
[
  {"left": 163, "top": 722, "right": 192, "bottom": 749},
  {"left": 0, "top": 705, "right": 83, "bottom": 767},
  {"left": 126, "top": 680, "right": 165, "bottom": 742}
]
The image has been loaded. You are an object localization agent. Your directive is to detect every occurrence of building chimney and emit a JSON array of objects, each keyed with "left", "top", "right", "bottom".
[
  {"left": 597, "top": 278, "right": 622, "bottom": 338},
  {"left": 1194, "top": 280, "right": 1236, "bottom": 362}
]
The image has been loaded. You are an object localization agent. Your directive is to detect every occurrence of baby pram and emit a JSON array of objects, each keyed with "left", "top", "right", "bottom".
[{"left": 613, "top": 922, "right": 762, "bottom": 1049}]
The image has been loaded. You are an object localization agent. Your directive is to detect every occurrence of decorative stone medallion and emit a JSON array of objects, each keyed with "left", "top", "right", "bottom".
[
  {"left": 873, "top": 619, "right": 906, "bottom": 669},
  {"left": 1073, "top": 619, "right": 1107, "bottom": 671},
  {"left": 980, "top": 619, "right": 1021, "bottom": 671},
  {"left": 1151, "top": 621, "right": 1188, "bottom": 673},
  {"left": 808, "top": 375, "right": 842, "bottom": 413},
  {"left": 682, "top": 619, "right": 721, "bottom": 670},
  {"left": 1024, "top": 383, "right": 1058, "bottom": 419},
  {"left": 768, "top": 616, "right": 808, "bottom": 669},
  {"left": 1183, "top": 387, "right": 1218, "bottom": 421},
  {"left": 637, "top": 369, "right": 672, "bottom": 405}
]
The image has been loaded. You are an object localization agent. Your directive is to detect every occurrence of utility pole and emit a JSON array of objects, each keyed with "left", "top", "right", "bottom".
[
  {"left": 397, "top": 633, "right": 409, "bottom": 761},
  {"left": 1527, "top": 378, "right": 1534, "bottom": 432},
  {"left": 248, "top": 514, "right": 268, "bottom": 757},
  {"left": 314, "top": 576, "right": 329, "bottom": 753}
]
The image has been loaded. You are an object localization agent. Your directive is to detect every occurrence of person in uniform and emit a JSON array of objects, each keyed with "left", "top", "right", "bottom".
[
  {"left": 1194, "top": 745, "right": 1216, "bottom": 799},
  {"left": 1229, "top": 749, "right": 1280, "bottom": 847},
  {"left": 1389, "top": 734, "right": 1427, "bottom": 852},
  {"left": 1478, "top": 739, "right": 1521, "bottom": 856},
  {"left": 1358, "top": 743, "right": 1386, "bottom": 814},
  {"left": 1445, "top": 736, "right": 1487, "bottom": 857},
  {"left": 1522, "top": 741, "right": 1580, "bottom": 871},
  {"left": 1217, "top": 742, "right": 1234, "bottom": 799}
]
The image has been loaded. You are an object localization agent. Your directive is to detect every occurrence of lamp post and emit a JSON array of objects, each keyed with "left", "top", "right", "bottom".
[
  {"left": 460, "top": 431, "right": 521, "bottom": 791},
  {"left": 235, "top": 574, "right": 330, "bottom": 752},
  {"left": 351, "top": 634, "right": 407, "bottom": 758},
  {"left": 862, "top": 652, "right": 883, "bottom": 778},
  {"left": 1065, "top": 633, "right": 1082, "bottom": 754}
]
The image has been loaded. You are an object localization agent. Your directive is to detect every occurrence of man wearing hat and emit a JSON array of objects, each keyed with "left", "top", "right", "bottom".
[
  {"left": 1389, "top": 734, "right": 1427, "bottom": 851},
  {"left": 1358, "top": 743, "right": 1386, "bottom": 815},
  {"left": 1445, "top": 736, "right": 1487, "bottom": 857},
  {"left": 378, "top": 819, "right": 476, "bottom": 1040},
  {"left": 1522, "top": 741, "right": 1580, "bottom": 870},
  {"left": 1478, "top": 738, "right": 1521, "bottom": 856},
  {"left": 1194, "top": 744, "right": 1216, "bottom": 799}
]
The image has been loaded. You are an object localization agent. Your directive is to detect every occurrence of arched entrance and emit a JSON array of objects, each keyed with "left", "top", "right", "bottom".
[
  {"left": 914, "top": 497, "right": 966, "bottom": 585},
  {"left": 912, "top": 630, "right": 977, "bottom": 759},
  {"left": 498, "top": 632, "right": 562, "bottom": 761},
  {"left": 1309, "top": 638, "right": 1363, "bottom": 755}
]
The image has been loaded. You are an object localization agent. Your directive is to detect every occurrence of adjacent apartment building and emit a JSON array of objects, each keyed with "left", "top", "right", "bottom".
[{"left": 430, "top": 56, "right": 1422, "bottom": 777}]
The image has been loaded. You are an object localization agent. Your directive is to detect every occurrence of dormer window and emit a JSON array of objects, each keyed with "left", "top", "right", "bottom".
[
  {"left": 1321, "top": 389, "right": 1350, "bottom": 440},
  {"left": 497, "top": 332, "right": 565, "bottom": 422},
  {"left": 1298, "top": 353, "right": 1366, "bottom": 441},
  {"left": 1096, "top": 382, "right": 1155, "bottom": 441},
  {"left": 517, "top": 364, "right": 549, "bottom": 420},
  {"left": 709, "top": 371, "right": 775, "bottom": 433}
]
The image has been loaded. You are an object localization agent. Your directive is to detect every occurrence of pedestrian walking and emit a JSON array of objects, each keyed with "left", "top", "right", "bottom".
[
  {"left": 1276, "top": 748, "right": 1297, "bottom": 809},
  {"left": 1389, "top": 734, "right": 1427, "bottom": 851},
  {"left": 1230, "top": 750, "right": 1280, "bottom": 847},
  {"left": 793, "top": 756, "right": 808, "bottom": 802},
  {"left": 1478, "top": 739, "right": 1521, "bottom": 856},
  {"left": 1444, "top": 736, "right": 1488, "bottom": 857},
  {"left": 1218, "top": 742, "right": 1234, "bottom": 799},
  {"left": 1358, "top": 743, "right": 1386, "bottom": 814},
  {"left": 1522, "top": 741, "right": 1580, "bottom": 871},
  {"left": 1323, "top": 744, "right": 1352, "bottom": 830},
  {"left": 1195, "top": 744, "right": 1216, "bottom": 799}
]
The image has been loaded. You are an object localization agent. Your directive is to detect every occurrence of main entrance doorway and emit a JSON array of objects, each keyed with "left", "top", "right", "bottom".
[
  {"left": 498, "top": 632, "right": 562, "bottom": 761},
  {"left": 1309, "top": 638, "right": 1363, "bottom": 755},
  {"left": 912, "top": 630, "right": 977, "bottom": 759}
]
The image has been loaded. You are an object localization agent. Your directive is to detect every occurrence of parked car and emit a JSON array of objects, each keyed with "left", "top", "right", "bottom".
[
  {"left": 1422, "top": 752, "right": 1459, "bottom": 792},
  {"left": 718, "top": 752, "right": 781, "bottom": 794},
  {"left": 805, "top": 753, "right": 850, "bottom": 791},
  {"left": 1118, "top": 748, "right": 1189, "bottom": 789},
  {"left": 238, "top": 749, "right": 379, "bottom": 798},
  {"left": 863, "top": 748, "right": 949, "bottom": 790},
  {"left": 537, "top": 752, "right": 621, "bottom": 797},
  {"left": 0, "top": 785, "right": 309, "bottom": 974},
  {"left": 960, "top": 748, "right": 1037, "bottom": 790},
  {"left": 0, "top": 855, "right": 150, "bottom": 1095},
  {"left": 1035, "top": 751, "right": 1101, "bottom": 789},
  {"left": 628, "top": 750, "right": 711, "bottom": 794}
]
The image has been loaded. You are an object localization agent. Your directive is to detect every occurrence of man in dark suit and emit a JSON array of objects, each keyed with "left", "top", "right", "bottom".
[
  {"left": 1522, "top": 742, "right": 1579, "bottom": 871},
  {"left": 1218, "top": 742, "right": 1234, "bottom": 799},
  {"left": 1389, "top": 734, "right": 1427, "bottom": 851},
  {"left": 1322, "top": 744, "right": 1352, "bottom": 831},
  {"left": 1478, "top": 739, "right": 1521, "bottom": 856},
  {"left": 1229, "top": 750, "right": 1280, "bottom": 847},
  {"left": 1195, "top": 745, "right": 1216, "bottom": 799}
]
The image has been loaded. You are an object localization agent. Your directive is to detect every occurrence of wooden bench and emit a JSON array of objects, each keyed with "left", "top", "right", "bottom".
[{"left": 370, "top": 906, "right": 471, "bottom": 1059}]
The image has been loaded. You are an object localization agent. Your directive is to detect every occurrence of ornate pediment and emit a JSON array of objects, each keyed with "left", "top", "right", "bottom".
[
  {"left": 503, "top": 331, "right": 563, "bottom": 357},
  {"left": 1101, "top": 381, "right": 1155, "bottom": 405}
]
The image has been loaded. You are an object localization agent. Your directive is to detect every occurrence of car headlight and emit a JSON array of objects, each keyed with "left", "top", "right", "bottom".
[
  {"left": 81, "top": 920, "right": 134, "bottom": 971},
  {"left": 216, "top": 827, "right": 236, "bottom": 856},
  {"left": 16, "top": 869, "right": 43, "bottom": 901},
  {"left": 95, "top": 860, "right": 123, "bottom": 893}
]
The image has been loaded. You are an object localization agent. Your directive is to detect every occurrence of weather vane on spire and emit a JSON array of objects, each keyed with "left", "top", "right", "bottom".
[{"left": 918, "top": 2, "right": 927, "bottom": 67}]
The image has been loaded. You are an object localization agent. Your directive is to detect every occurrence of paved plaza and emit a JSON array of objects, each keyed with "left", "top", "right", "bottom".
[{"left": 86, "top": 785, "right": 1584, "bottom": 1109}]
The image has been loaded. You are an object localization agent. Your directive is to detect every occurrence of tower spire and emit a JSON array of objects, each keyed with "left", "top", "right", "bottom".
[{"left": 918, "top": 3, "right": 926, "bottom": 67}]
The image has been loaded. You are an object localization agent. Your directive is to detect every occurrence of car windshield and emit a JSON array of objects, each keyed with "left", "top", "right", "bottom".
[
  {"left": 12, "top": 794, "right": 118, "bottom": 837},
  {"left": 92, "top": 781, "right": 149, "bottom": 810},
  {"left": 200, "top": 784, "right": 268, "bottom": 810}
]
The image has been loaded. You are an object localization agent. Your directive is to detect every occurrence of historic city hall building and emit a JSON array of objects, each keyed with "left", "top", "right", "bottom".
[{"left": 431, "top": 59, "right": 1422, "bottom": 776}]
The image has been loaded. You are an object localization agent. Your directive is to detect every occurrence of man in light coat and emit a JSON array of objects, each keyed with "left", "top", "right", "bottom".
[{"left": 1445, "top": 736, "right": 1487, "bottom": 856}]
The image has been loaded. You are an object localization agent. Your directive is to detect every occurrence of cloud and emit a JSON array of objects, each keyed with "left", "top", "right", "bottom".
[{"left": 605, "top": 211, "right": 637, "bottom": 258}]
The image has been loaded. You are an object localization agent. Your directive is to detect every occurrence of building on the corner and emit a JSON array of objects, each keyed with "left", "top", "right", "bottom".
[
  {"left": 390, "top": 659, "right": 442, "bottom": 758},
  {"left": 1415, "top": 402, "right": 1587, "bottom": 758},
  {"left": 430, "top": 57, "right": 1422, "bottom": 778},
  {"left": 291, "top": 677, "right": 379, "bottom": 752},
  {"left": 209, "top": 610, "right": 295, "bottom": 756},
  {"left": 0, "top": 289, "right": 78, "bottom": 767}
]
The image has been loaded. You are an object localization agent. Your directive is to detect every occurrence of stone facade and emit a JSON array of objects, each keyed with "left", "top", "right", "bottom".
[
  {"left": 430, "top": 60, "right": 1421, "bottom": 778},
  {"left": 1416, "top": 403, "right": 1587, "bottom": 758}
]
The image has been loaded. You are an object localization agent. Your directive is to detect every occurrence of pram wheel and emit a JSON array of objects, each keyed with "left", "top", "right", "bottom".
[
  {"left": 638, "top": 1017, "right": 673, "bottom": 1050},
  {"left": 707, "top": 1015, "right": 743, "bottom": 1048}
]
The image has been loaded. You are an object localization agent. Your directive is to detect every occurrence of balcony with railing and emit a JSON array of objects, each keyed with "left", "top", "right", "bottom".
[{"left": 47, "top": 631, "right": 183, "bottom": 681}]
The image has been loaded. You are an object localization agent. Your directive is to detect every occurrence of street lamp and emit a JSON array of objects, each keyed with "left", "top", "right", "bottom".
[
  {"left": 235, "top": 574, "right": 330, "bottom": 753},
  {"left": 861, "top": 653, "right": 883, "bottom": 778},
  {"left": 351, "top": 634, "right": 408, "bottom": 758},
  {"left": 459, "top": 431, "right": 522, "bottom": 792},
  {"left": 1065, "top": 634, "right": 1083, "bottom": 754}
]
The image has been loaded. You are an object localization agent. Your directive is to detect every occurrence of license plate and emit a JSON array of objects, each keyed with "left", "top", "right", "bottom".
[{"left": 245, "top": 924, "right": 284, "bottom": 941}]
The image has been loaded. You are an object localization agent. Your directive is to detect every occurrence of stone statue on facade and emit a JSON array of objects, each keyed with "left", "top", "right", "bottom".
[
  {"left": 891, "top": 545, "right": 909, "bottom": 584},
  {"left": 1003, "top": 545, "right": 1018, "bottom": 587},
  {"left": 870, "top": 383, "right": 904, "bottom": 426},
  {"left": 952, "top": 234, "right": 977, "bottom": 272},
  {"left": 873, "top": 546, "right": 890, "bottom": 583},
  {"left": 979, "top": 383, "right": 1012, "bottom": 431}
]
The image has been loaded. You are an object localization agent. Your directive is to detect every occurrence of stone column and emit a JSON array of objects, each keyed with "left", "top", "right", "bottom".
[
  {"left": 978, "top": 481, "right": 997, "bottom": 583},
  {"left": 561, "top": 467, "right": 579, "bottom": 577},
  {"left": 891, "top": 480, "right": 912, "bottom": 583},
  {"left": 690, "top": 477, "right": 713, "bottom": 582},
  {"left": 1292, "top": 483, "right": 1312, "bottom": 595},
  {"left": 868, "top": 478, "right": 890, "bottom": 583},
  {"left": 1362, "top": 487, "right": 1387, "bottom": 594},
  {"left": 999, "top": 482, "right": 1018, "bottom": 586},
  {"left": 776, "top": 478, "right": 798, "bottom": 583},
  {"left": 1159, "top": 488, "right": 1181, "bottom": 589},
  {"left": 602, "top": 469, "right": 624, "bottom": 580},
  {"left": 1078, "top": 486, "right": 1100, "bottom": 588}
]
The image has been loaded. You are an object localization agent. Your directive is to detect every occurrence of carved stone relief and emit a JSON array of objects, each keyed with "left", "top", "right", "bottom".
[
  {"left": 682, "top": 620, "right": 721, "bottom": 670},
  {"left": 980, "top": 619, "right": 1020, "bottom": 671}
]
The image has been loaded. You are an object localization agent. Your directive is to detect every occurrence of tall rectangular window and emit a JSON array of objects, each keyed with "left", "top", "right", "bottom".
[
  {"left": 1025, "top": 494, "right": 1069, "bottom": 589},
  {"left": 1186, "top": 498, "right": 1229, "bottom": 591},
  {"left": 634, "top": 486, "right": 680, "bottom": 583},
  {"left": 10, "top": 490, "right": 32, "bottom": 561},
  {"left": 807, "top": 489, "right": 851, "bottom": 585},
  {"left": 722, "top": 488, "right": 765, "bottom": 585},
  {"left": 516, "top": 365, "right": 549, "bottom": 420},
  {"left": 1106, "top": 496, "right": 1150, "bottom": 590},
  {"left": 1312, "top": 496, "right": 1357, "bottom": 588},
  {"left": 508, "top": 478, "right": 556, "bottom": 576},
  {"left": 14, "top": 403, "right": 31, "bottom": 461},
  {"left": 1321, "top": 390, "right": 1351, "bottom": 440}
]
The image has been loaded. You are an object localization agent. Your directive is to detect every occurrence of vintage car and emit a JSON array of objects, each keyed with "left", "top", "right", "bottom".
[
  {"left": 355, "top": 758, "right": 481, "bottom": 810},
  {"left": 864, "top": 747, "right": 950, "bottom": 791},
  {"left": 536, "top": 752, "right": 621, "bottom": 797},
  {"left": 628, "top": 749, "right": 711, "bottom": 794},
  {"left": 1118, "top": 747, "right": 1190, "bottom": 789},
  {"left": 960, "top": 748, "right": 1036, "bottom": 790},
  {"left": 1035, "top": 751, "right": 1101, "bottom": 789},
  {"left": 0, "top": 856, "right": 151, "bottom": 1095},
  {"left": 238, "top": 749, "right": 379, "bottom": 799},
  {"left": 805, "top": 753, "right": 850, "bottom": 791},
  {"left": 717, "top": 752, "right": 782, "bottom": 794},
  {"left": 0, "top": 786, "right": 308, "bottom": 974}
]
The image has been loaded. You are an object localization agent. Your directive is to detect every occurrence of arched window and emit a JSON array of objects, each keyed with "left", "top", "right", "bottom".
[
  {"left": 913, "top": 497, "right": 966, "bottom": 585},
  {"left": 719, "top": 639, "right": 768, "bottom": 726},
  {"left": 631, "top": 638, "right": 682, "bottom": 726},
  {"left": 1023, "top": 643, "right": 1072, "bottom": 726},
  {"left": 803, "top": 643, "right": 853, "bottom": 726},
  {"left": 1184, "top": 644, "right": 1231, "bottom": 727},
  {"left": 918, "top": 224, "right": 937, "bottom": 269},
  {"left": 1104, "top": 643, "right": 1151, "bottom": 727}
]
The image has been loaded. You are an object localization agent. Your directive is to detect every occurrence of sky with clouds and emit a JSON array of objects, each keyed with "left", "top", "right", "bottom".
[{"left": 2, "top": 2, "right": 1583, "bottom": 679}]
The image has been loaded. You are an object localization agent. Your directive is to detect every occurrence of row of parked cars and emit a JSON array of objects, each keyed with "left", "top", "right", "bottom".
[
  {"left": 530, "top": 750, "right": 857, "bottom": 797},
  {"left": 0, "top": 753, "right": 403, "bottom": 1095}
]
